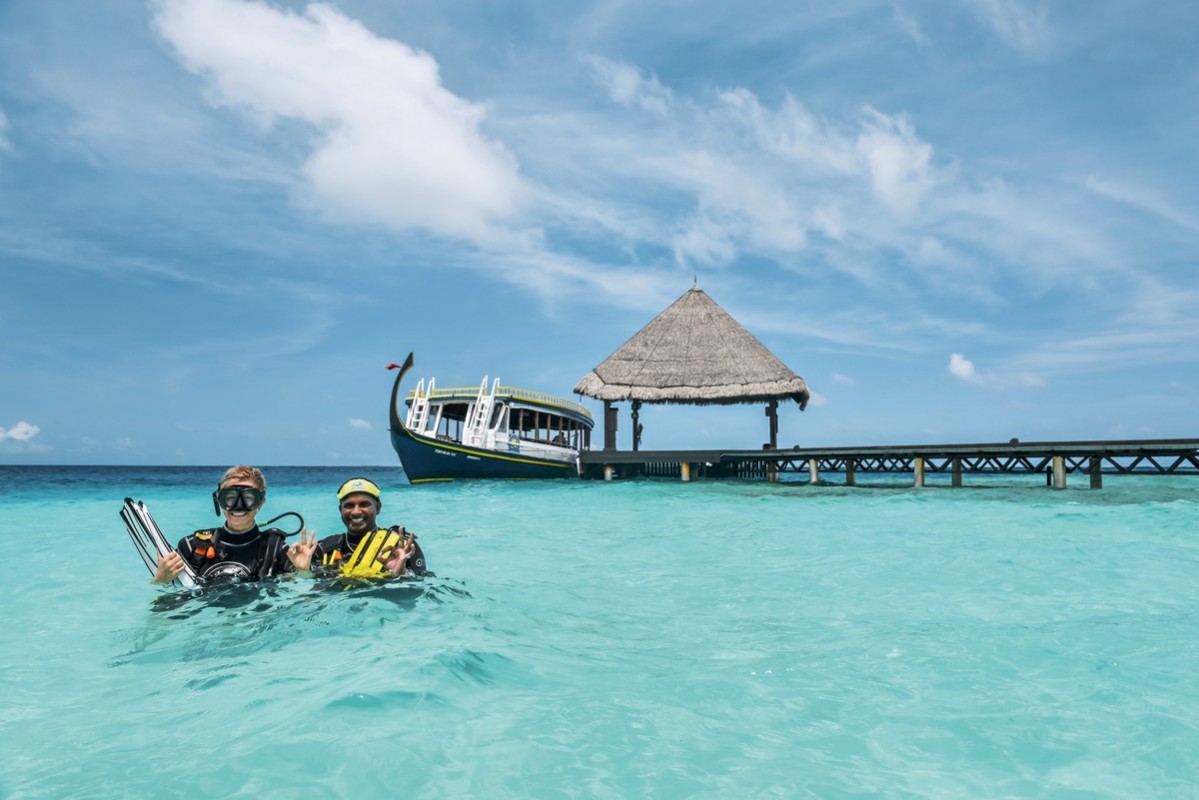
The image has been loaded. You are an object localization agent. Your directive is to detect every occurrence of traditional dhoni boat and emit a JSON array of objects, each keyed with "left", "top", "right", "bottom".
[{"left": 387, "top": 353, "right": 594, "bottom": 483}]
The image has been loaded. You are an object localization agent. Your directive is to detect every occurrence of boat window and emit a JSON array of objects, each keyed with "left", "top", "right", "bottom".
[
  {"left": 490, "top": 403, "right": 508, "bottom": 433},
  {"left": 435, "top": 403, "right": 467, "bottom": 442}
]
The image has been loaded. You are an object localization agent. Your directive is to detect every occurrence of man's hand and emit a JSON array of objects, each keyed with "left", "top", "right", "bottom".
[
  {"left": 377, "top": 528, "right": 415, "bottom": 576},
  {"left": 287, "top": 529, "right": 318, "bottom": 571}
]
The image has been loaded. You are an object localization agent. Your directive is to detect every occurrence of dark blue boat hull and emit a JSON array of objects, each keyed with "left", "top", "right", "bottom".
[{"left": 390, "top": 425, "right": 577, "bottom": 483}]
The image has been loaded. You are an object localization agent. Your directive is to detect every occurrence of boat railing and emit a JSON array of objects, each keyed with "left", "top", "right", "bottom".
[
  {"left": 500, "top": 387, "right": 593, "bottom": 419},
  {"left": 408, "top": 385, "right": 592, "bottom": 421}
]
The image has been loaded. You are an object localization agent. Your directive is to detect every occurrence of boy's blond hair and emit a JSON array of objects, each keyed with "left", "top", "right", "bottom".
[{"left": 220, "top": 465, "right": 266, "bottom": 491}]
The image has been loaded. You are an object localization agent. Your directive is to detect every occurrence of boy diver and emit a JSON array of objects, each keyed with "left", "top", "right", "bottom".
[
  {"left": 312, "top": 478, "right": 427, "bottom": 578},
  {"left": 152, "top": 465, "right": 317, "bottom": 584}
]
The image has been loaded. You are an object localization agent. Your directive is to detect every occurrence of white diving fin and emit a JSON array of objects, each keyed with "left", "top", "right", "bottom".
[{"left": 120, "top": 497, "right": 199, "bottom": 589}]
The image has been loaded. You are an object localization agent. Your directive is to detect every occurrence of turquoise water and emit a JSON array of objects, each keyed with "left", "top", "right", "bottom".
[{"left": 2, "top": 466, "right": 1198, "bottom": 798}]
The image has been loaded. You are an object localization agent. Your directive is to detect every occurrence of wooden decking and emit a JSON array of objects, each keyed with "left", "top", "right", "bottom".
[{"left": 578, "top": 438, "right": 1199, "bottom": 488}]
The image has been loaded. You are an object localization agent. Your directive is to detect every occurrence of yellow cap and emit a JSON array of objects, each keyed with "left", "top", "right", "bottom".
[{"left": 337, "top": 477, "right": 381, "bottom": 501}]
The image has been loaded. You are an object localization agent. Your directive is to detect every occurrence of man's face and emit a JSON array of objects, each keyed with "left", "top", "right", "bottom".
[{"left": 340, "top": 492, "right": 379, "bottom": 534}]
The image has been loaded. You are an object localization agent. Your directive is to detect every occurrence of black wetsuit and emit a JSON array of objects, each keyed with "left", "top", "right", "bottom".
[
  {"left": 314, "top": 528, "right": 428, "bottom": 576},
  {"left": 176, "top": 524, "right": 295, "bottom": 583}
]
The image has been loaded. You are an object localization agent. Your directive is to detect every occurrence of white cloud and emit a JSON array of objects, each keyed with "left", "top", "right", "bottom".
[
  {"left": 153, "top": 0, "right": 527, "bottom": 245},
  {"left": 0, "top": 421, "right": 40, "bottom": 442},
  {"left": 348, "top": 418, "right": 371, "bottom": 430},
  {"left": 948, "top": 352, "right": 976, "bottom": 381},
  {"left": 948, "top": 352, "right": 1044, "bottom": 390},
  {"left": 831, "top": 373, "right": 856, "bottom": 385},
  {"left": 114, "top": 437, "right": 135, "bottom": 449}
]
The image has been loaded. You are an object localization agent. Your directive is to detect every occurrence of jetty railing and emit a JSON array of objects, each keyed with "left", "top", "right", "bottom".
[{"left": 578, "top": 438, "right": 1199, "bottom": 488}]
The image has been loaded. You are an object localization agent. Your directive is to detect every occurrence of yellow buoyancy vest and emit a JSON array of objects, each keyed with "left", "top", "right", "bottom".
[{"left": 339, "top": 527, "right": 404, "bottom": 578}]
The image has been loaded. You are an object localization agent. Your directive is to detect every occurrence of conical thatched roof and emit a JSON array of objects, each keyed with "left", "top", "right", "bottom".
[{"left": 575, "top": 286, "right": 810, "bottom": 408}]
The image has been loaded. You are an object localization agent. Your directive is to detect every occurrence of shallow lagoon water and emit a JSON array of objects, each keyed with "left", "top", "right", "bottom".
[{"left": 2, "top": 466, "right": 1198, "bottom": 797}]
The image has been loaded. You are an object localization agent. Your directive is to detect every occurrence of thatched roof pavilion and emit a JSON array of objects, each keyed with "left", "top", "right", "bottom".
[{"left": 575, "top": 284, "right": 810, "bottom": 450}]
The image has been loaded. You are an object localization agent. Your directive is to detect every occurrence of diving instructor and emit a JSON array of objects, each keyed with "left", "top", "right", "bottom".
[
  {"left": 312, "top": 477, "right": 427, "bottom": 577},
  {"left": 152, "top": 465, "right": 316, "bottom": 584}
]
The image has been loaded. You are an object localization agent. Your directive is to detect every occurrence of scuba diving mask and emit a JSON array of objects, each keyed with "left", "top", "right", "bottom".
[{"left": 212, "top": 484, "right": 265, "bottom": 517}]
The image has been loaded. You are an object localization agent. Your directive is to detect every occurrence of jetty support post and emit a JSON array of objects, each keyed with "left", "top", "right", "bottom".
[
  {"left": 1089, "top": 456, "right": 1103, "bottom": 489},
  {"left": 808, "top": 458, "right": 819, "bottom": 484},
  {"left": 603, "top": 465, "right": 614, "bottom": 481},
  {"left": 681, "top": 462, "right": 691, "bottom": 482},
  {"left": 951, "top": 457, "right": 963, "bottom": 488},
  {"left": 913, "top": 457, "right": 925, "bottom": 488},
  {"left": 763, "top": 438, "right": 779, "bottom": 483},
  {"left": 1052, "top": 456, "right": 1067, "bottom": 489},
  {"left": 845, "top": 458, "right": 856, "bottom": 487}
]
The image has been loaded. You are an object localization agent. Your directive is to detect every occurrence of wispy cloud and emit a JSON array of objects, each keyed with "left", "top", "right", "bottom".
[
  {"left": 570, "top": 59, "right": 941, "bottom": 274},
  {"left": 0, "top": 107, "right": 12, "bottom": 154},
  {"left": 1013, "top": 317, "right": 1199, "bottom": 374},
  {"left": 585, "top": 55, "right": 674, "bottom": 115},
  {"left": 152, "top": 0, "right": 528, "bottom": 246},
  {"left": 348, "top": 418, "right": 371, "bottom": 431},
  {"left": 138, "top": 2, "right": 1197, "bottom": 378},
  {"left": 966, "top": 0, "right": 1050, "bottom": 51},
  {"left": 892, "top": 6, "right": 930, "bottom": 48},
  {"left": 1083, "top": 175, "right": 1199, "bottom": 234}
]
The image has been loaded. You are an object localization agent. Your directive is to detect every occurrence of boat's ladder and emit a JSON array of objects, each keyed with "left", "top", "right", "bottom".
[
  {"left": 463, "top": 377, "right": 499, "bottom": 447},
  {"left": 407, "top": 378, "right": 433, "bottom": 434}
]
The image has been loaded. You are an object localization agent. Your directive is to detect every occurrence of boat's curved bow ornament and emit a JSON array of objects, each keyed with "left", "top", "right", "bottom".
[{"left": 387, "top": 352, "right": 415, "bottom": 434}]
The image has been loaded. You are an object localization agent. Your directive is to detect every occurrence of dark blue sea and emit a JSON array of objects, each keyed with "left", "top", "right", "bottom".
[{"left": 2, "top": 465, "right": 1198, "bottom": 797}]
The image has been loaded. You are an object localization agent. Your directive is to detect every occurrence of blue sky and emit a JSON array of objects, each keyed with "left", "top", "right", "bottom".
[{"left": 1, "top": 0, "right": 1197, "bottom": 466}]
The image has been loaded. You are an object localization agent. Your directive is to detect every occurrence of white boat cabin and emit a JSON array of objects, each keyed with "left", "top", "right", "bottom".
[{"left": 405, "top": 377, "right": 593, "bottom": 462}]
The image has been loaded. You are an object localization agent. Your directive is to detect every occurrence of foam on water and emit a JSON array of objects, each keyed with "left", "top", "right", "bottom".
[{"left": 1, "top": 466, "right": 1197, "bottom": 797}]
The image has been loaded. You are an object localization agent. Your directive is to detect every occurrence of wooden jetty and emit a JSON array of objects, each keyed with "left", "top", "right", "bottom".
[{"left": 578, "top": 438, "right": 1199, "bottom": 488}]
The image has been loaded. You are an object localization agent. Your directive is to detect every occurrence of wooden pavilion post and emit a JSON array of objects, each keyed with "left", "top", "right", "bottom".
[
  {"left": 603, "top": 401, "right": 618, "bottom": 451},
  {"left": 765, "top": 400, "right": 779, "bottom": 450},
  {"left": 631, "top": 400, "right": 642, "bottom": 452}
]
